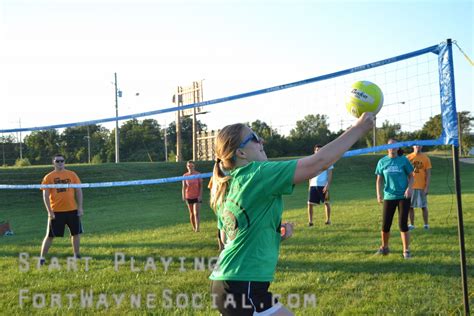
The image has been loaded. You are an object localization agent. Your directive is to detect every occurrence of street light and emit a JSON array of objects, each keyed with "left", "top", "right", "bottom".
[
  {"left": 84, "top": 126, "right": 91, "bottom": 164},
  {"left": 18, "top": 119, "right": 22, "bottom": 160},
  {"left": 373, "top": 101, "right": 405, "bottom": 147},
  {"left": 113, "top": 73, "right": 140, "bottom": 163},
  {"left": 114, "top": 73, "right": 120, "bottom": 163}
]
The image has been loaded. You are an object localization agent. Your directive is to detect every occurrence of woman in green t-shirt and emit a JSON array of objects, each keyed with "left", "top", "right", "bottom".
[{"left": 209, "top": 113, "right": 374, "bottom": 316}]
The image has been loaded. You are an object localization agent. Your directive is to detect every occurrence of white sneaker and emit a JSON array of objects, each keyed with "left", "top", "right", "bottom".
[
  {"left": 423, "top": 224, "right": 430, "bottom": 230},
  {"left": 408, "top": 224, "right": 415, "bottom": 231},
  {"left": 403, "top": 250, "right": 412, "bottom": 259}
]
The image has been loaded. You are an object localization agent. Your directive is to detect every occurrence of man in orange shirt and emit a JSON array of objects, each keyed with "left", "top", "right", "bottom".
[
  {"left": 39, "top": 154, "right": 84, "bottom": 264},
  {"left": 407, "top": 145, "right": 432, "bottom": 230}
]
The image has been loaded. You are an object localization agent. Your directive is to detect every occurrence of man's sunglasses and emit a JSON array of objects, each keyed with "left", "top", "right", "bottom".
[
  {"left": 238, "top": 132, "right": 261, "bottom": 148},
  {"left": 54, "top": 160, "right": 65, "bottom": 163}
]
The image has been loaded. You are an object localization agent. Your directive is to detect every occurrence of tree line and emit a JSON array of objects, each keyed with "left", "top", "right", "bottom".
[{"left": 1, "top": 111, "right": 472, "bottom": 166}]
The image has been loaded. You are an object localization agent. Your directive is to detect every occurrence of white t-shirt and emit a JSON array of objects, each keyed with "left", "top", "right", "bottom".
[{"left": 309, "top": 165, "right": 334, "bottom": 187}]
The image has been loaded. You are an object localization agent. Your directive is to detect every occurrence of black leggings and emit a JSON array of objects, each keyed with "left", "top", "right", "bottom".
[{"left": 382, "top": 199, "right": 410, "bottom": 233}]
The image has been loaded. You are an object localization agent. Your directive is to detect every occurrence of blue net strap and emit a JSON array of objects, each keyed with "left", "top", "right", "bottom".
[
  {"left": 0, "top": 172, "right": 213, "bottom": 190},
  {"left": 438, "top": 40, "right": 459, "bottom": 146}
]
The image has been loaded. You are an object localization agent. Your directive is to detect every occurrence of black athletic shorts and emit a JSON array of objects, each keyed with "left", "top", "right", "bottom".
[
  {"left": 47, "top": 210, "right": 83, "bottom": 237},
  {"left": 211, "top": 280, "right": 278, "bottom": 315},
  {"left": 308, "top": 186, "right": 330, "bottom": 205},
  {"left": 186, "top": 198, "right": 201, "bottom": 204}
]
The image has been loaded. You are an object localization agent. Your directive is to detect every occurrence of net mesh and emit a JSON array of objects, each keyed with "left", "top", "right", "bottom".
[{"left": 0, "top": 42, "right": 456, "bottom": 190}]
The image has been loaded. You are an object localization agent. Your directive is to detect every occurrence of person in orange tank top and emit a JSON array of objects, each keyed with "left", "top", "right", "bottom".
[
  {"left": 407, "top": 145, "right": 432, "bottom": 230},
  {"left": 182, "top": 160, "right": 202, "bottom": 232},
  {"left": 39, "top": 154, "right": 84, "bottom": 265}
]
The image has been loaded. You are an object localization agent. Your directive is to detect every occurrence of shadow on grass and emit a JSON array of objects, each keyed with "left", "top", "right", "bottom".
[
  {"left": 278, "top": 258, "right": 465, "bottom": 277},
  {"left": 0, "top": 236, "right": 221, "bottom": 258}
]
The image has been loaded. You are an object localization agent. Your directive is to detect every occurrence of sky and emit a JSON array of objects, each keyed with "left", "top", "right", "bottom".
[{"left": 0, "top": 0, "right": 472, "bottom": 137}]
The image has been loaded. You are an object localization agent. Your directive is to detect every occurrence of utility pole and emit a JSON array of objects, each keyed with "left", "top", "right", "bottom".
[
  {"left": 373, "top": 116, "right": 377, "bottom": 147},
  {"left": 114, "top": 73, "right": 120, "bottom": 163},
  {"left": 458, "top": 112, "right": 462, "bottom": 156},
  {"left": 18, "top": 119, "right": 23, "bottom": 160},
  {"left": 191, "top": 81, "right": 203, "bottom": 161},
  {"left": 163, "top": 127, "right": 168, "bottom": 162},
  {"left": 87, "top": 126, "right": 91, "bottom": 164},
  {"left": 173, "top": 80, "right": 205, "bottom": 162},
  {"left": 192, "top": 83, "right": 197, "bottom": 161},
  {"left": 2, "top": 138, "right": 5, "bottom": 166},
  {"left": 175, "top": 86, "right": 183, "bottom": 162}
]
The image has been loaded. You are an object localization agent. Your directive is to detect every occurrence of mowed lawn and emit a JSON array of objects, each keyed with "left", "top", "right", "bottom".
[{"left": 0, "top": 154, "right": 473, "bottom": 315}]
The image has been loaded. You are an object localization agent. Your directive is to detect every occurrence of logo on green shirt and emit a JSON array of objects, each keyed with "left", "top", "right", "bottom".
[{"left": 222, "top": 209, "right": 238, "bottom": 241}]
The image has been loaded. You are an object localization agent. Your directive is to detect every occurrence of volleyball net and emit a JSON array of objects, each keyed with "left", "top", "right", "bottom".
[{"left": 0, "top": 39, "right": 459, "bottom": 190}]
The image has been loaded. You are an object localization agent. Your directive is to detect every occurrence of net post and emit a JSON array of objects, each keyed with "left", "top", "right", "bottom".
[
  {"left": 452, "top": 145, "right": 470, "bottom": 315},
  {"left": 444, "top": 38, "right": 470, "bottom": 315}
]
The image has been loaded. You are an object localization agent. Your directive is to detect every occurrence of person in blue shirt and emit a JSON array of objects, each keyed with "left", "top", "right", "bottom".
[
  {"left": 307, "top": 144, "right": 334, "bottom": 226},
  {"left": 375, "top": 139, "right": 414, "bottom": 259}
]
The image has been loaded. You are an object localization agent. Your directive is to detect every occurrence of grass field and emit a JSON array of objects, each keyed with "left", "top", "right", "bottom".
[{"left": 0, "top": 154, "right": 473, "bottom": 315}]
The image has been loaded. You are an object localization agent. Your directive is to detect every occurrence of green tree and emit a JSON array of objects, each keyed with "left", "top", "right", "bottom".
[
  {"left": 91, "top": 126, "right": 112, "bottom": 162},
  {"left": 420, "top": 115, "right": 443, "bottom": 139},
  {"left": 288, "top": 114, "right": 331, "bottom": 155},
  {"left": 249, "top": 120, "right": 276, "bottom": 141},
  {"left": 366, "top": 120, "right": 402, "bottom": 147},
  {"left": 61, "top": 125, "right": 109, "bottom": 163},
  {"left": 248, "top": 120, "right": 287, "bottom": 158},
  {"left": 119, "top": 119, "right": 164, "bottom": 162},
  {"left": 0, "top": 135, "right": 18, "bottom": 166},
  {"left": 24, "top": 130, "right": 61, "bottom": 165},
  {"left": 166, "top": 117, "right": 207, "bottom": 161},
  {"left": 420, "top": 111, "right": 473, "bottom": 154}
]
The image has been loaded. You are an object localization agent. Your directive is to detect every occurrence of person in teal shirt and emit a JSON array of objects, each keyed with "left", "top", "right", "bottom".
[
  {"left": 209, "top": 113, "right": 374, "bottom": 316},
  {"left": 375, "top": 139, "right": 414, "bottom": 259}
]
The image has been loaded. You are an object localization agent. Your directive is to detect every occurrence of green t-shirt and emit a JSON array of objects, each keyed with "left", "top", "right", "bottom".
[
  {"left": 375, "top": 155, "right": 414, "bottom": 200},
  {"left": 210, "top": 160, "right": 297, "bottom": 282}
]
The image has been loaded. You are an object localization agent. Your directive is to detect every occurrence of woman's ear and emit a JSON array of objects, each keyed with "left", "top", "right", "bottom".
[{"left": 234, "top": 148, "right": 246, "bottom": 159}]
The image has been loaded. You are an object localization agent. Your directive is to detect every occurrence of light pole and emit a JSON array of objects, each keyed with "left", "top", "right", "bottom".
[
  {"left": 114, "top": 73, "right": 120, "bottom": 163},
  {"left": 85, "top": 126, "right": 91, "bottom": 164},
  {"left": 18, "top": 119, "right": 22, "bottom": 160},
  {"left": 1, "top": 137, "right": 5, "bottom": 166},
  {"left": 163, "top": 127, "right": 168, "bottom": 162},
  {"left": 112, "top": 74, "right": 140, "bottom": 163},
  {"left": 372, "top": 116, "right": 376, "bottom": 147}
]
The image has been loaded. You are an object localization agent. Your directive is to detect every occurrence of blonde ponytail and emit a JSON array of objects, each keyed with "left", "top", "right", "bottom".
[
  {"left": 210, "top": 160, "right": 232, "bottom": 211},
  {"left": 209, "top": 123, "right": 246, "bottom": 211}
]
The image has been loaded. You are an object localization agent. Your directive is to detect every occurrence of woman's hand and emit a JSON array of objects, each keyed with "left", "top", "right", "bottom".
[
  {"left": 281, "top": 222, "right": 294, "bottom": 241},
  {"left": 377, "top": 195, "right": 383, "bottom": 204}
]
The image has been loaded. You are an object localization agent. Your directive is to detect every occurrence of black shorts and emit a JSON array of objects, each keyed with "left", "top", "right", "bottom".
[
  {"left": 308, "top": 186, "right": 330, "bottom": 205},
  {"left": 47, "top": 210, "right": 83, "bottom": 237},
  {"left": 186, "top": 198, "right": 201, "bottom": 205},
  {"left": 211, "top": 280, "right": 278, "bottom": 315}
]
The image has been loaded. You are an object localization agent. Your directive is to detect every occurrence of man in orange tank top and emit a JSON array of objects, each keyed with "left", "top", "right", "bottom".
[
  {"left": 407, "top": 145, "right": 432, "bottom": 230},
  {"left": 39, "top": 154, "right": 84, "bottom": 265}
]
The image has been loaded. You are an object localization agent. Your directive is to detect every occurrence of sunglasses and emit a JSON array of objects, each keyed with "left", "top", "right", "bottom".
[
  {"left": 238, "top": 132, "right": 261, "bottom": 148},
  {"left": 54, "top": 160, "right": 65, "bottom": 163}
]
